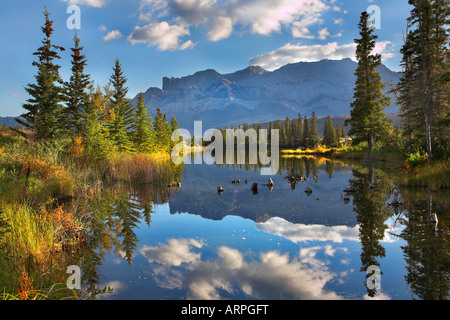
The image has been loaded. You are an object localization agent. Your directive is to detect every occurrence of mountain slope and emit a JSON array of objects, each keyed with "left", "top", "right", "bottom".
[{"left": 137, "top": 58, "right": 401, "bottom": 131}]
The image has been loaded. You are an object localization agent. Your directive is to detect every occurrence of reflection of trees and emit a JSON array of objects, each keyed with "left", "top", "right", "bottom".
[
  {"left": 397, "top": 191, "right": 449, "bottom": 300},
  {"left": 349, "top": 163, "right": 393, "bottom": 297},
  {"left": 114, "top": 194, "right": 141, "bottom": 265},
  {"left": 74, "top": 161, "right": 184, "bottom": 294}
]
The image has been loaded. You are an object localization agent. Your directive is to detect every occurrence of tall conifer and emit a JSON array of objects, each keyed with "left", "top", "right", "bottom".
[
  {"left": 17, "top": 8, "right": 65, "bottom": 141},
  {"left": 346, "top": 11, "right": 393, "bottom": 152}
]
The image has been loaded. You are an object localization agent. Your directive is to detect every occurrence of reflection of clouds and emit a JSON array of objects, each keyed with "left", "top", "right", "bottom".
[
  {"left": 139, "top": 239, "right": 344, "bottom": 300},
  {"left": 256, "top": 217, "right": 360, "bottom": 243},
  {"left": 140, "top": 238, "right": 205, "bottom": 267}
]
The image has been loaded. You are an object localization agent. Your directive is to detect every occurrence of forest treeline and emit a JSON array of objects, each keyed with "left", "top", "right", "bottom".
[{"left": 217, "top": 113, "right": 347, "bottom": 150}]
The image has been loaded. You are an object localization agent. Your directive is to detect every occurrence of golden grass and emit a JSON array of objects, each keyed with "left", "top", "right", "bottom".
[{"left": 280, "top": 145, "right": 335, "bottom": 155}]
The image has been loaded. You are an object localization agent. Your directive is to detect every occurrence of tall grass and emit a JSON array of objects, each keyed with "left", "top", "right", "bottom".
[
  {"left": 1, "top": 203, "right": 54, "bottom": 262},
  {"left": 398, "top": 160, "right": 450, "bottom": 190}
]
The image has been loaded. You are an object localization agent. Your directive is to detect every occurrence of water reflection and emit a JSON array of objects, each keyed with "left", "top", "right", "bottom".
[
  {"left": 139, "top": 238, "right": 343, "bottom": 300},
  {"left": 77, "top": 154, "right": 448, "bottom": 300}
]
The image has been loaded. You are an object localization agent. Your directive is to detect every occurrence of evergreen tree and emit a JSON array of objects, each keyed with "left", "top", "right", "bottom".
[
  {"left": 279, "top": 122, "right": 287, "bottom": 148},
  {"left": 398, "top": 0, "right": 449, "bottom": 158},
  {"left": 153, "top": 107, "right": 172, "bottom": 151},
  {"left": 323, "top": 116, "right": 338, "bottom": 147},
  {"left": 296, "top": 114, "right": 303, "bottom": 147},
  {"left": 108, "top": 59, "right": 135, "bottom": 153},
  {"left": 346, "top": 11, "right": 393, "bottom": 152},
  {"left": 170, "top": 115, "right": 183, "bottom": 146},
  {"left": 64, "top": 32, "right": 90, "bottom": 135},
  {"left": 17, "top": 8, "right": 65, "bottom": 141},
  {"left": 301, "top": 116, "right": 310, "bottom": 148},
  {"left": 132, "top": 93, "right": 155, "bottom": 153},
  {"left": 161, "top": 114, "right": 173, "bottom": 152},
  {"left": 309, "top": 112, "right": 320, "bottom": 147},
  {"left": 82, "top": 85, "right": 115, "bottom": 160},
  {"left": 336, "top": 124, "right": 342, "bottom": 141},
  {"left": 285, "top": 117, "right": 291, "bottom": 148}
]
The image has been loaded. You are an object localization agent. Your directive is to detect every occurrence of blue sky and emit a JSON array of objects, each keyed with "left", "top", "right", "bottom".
[{"left": 0, "top": 0, "right": 412, "bottom": 117}]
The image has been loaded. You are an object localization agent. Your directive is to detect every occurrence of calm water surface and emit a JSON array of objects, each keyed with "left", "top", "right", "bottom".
[{"left": 83, "top": 153, "right": 448, "bottom": 300}]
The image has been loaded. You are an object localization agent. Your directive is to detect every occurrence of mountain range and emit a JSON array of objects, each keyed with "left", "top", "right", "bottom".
[{"left": 137, "top": 58, "right": 402, "bottom": 132}]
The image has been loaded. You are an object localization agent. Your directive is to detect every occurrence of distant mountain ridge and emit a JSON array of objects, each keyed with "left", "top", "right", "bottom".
[{"left": 136, "top": 58, "right": 402, "bottom": 131}]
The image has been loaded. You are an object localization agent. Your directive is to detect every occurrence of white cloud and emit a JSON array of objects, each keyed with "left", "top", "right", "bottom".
[
  {"left": 103, "top": 30, "right": 123, "bottom": 42},
  {"left": 318, "top": 27, "right": 330, "bottom": 40},
  {"left": 127, "top": 20, "right": 195, "bottom": 51},
  {"left": 133, "top": 0, "right": 333, "bottom": 50},
  {"left": 249, "top": 42, "right": 357, "bottom": 71},
  {"left": 139, "top": 238, "right": 204, "bottom": 266},
  {"left": 256, "top": 217, "right": 360, "bottom": 243},
  {"left": 139, "top": 238, "right": 344, "bottom": 300},
  {"left": 373, "top": 40, "right": 396, "bottom": 61},
  {"left": 62, "top": 0, "right": 109, "bottom": 8},
  {"left": 249, "top": 40, "right": 396, "bottom": 71}
]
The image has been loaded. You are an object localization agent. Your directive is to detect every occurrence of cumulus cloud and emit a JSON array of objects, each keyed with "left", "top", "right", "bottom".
[
  {"left": 249, "top": 40, "right": 396, "bottom": 71},
  {"left": 127, "top": 20, "right": 195, "bottom": 51},
  {"left": 139, "top": 238, "right": 204, "bottom": 266},
  {"left": 103, "top": 30, "right": 123, "bottom": 42},
  {"left": 132, "top": 0, "right": 333, "bottom": 50},
  {"left": 257, "top": 217, "right": 360, "bottom": 243},
  {"left": 249, "top": 42, "right": 357, "bottom": 71},
  {"left": 139, "top": 238, "right": 344, "bottom": 300}
]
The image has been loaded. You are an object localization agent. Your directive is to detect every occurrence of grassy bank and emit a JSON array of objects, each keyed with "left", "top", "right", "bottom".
[
  {"left": 280, "top": 143, "right": 449, "bottom": 189},
  {"left": 0, "top": 127, "right": 176, "bottom": 299}
]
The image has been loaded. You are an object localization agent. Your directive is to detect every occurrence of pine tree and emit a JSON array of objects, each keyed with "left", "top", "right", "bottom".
[
  {"left": 398, "top": 0, "right": 449, "bottom": 158},
  {"left": 64, "top": 32, "right": 91, "bottom": 135},
  {"left": 108, "top": 59, "right": 135, "bottom": 153},
  {"left": 17, "top": 8, "right": 65, "bottom": 141},
  {"left": 161, "top": 114, "right": 173, "bottom": 152},
  {"left": 309, "top": 112, "right": 320, "bottom": 147},
  {"left": 301, "top": 116, "right": 310, "bottom": 148},
  {"left": 131, "top": 93, "right": 155, "bottom": 153},
  {"left": 82, "top": 85, "right": 115, "bottom": 160},
  {"left": 285, "top": 117, "right": 291, "bottom": 148},
  {"left": 296, "top": 114, "right": 303, "bottom": 147},
  {"left": 346, "top": 11, "right": 393, "bottom": 152},
  {"left": 153, "top": 107, "right": 172, "bottom": 151},
  {"left": 323, "top": 116, "right": 338, "bottom": 147}
]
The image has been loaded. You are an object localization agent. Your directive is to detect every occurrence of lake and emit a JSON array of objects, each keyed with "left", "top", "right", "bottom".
[{"left": 80, "top": 152, "right": 448, "bottom": 300}]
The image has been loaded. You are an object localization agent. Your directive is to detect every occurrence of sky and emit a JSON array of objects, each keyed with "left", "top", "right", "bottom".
[{"left": 0, "top": 0, "right": 412, "bottom": 117}]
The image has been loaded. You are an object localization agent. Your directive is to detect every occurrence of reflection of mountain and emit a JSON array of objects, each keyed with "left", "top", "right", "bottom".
[{"left": 166, "top": 159, "right": 358, "bottom": 227}]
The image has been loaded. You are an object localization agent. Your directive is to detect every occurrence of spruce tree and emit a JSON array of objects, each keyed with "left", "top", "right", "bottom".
[
  {"left": 131, "top": 93, "right": 155, "bottom": 153},
  {"left": 309, "top": 112, "right": 320, "bottom": 147},
  {"left": 323, "top": 116, "right": 338, "bottom": 147},
  {"left": 346, "top": 11, "right": 393, "bottom": 152},
  {"left": 285, "top": 117, "right": 291, "bottom": 148},
  {"left": 108, "top": 59, "right": 135, "bottom": 153},
  {"left": 297, "top": 114, "right": 303, "bottom": 147},
  {"left": 153, "top": 107, "right": 172, "bottom": 152},
  {"left": 82, "top": 85, "right": 114, "bottom": 160},
  {"left": 302, "top": 116, "right": 310, "bottom": 148},
  {"left": 64, "top": 32, "right": 91, "bottom": 135},
  {"left": 398, "top": 0, "right": 449, "bottom": 158},
  {"left": 17, "top": 8, "right": 65, "bottom": 141}
]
